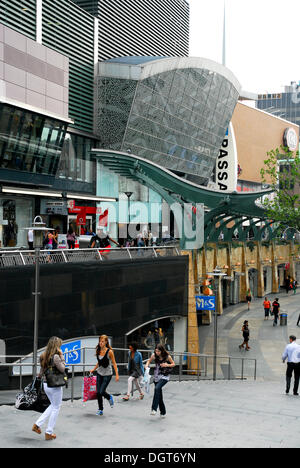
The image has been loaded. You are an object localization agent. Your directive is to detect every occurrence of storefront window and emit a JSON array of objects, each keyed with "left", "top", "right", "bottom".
[{"left": 0, "top": 198, "right": 33, "bottom": 248}]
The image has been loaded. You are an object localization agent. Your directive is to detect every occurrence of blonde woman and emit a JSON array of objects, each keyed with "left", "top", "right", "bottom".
[
  {"left": 90, "top": 335, "right": 119, "bottom": 416},
  {"left": 32, "top": 336, "right": 65, "bottom": 441}
]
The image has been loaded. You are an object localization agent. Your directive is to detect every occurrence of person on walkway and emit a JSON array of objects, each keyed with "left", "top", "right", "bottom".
[
  {"left": 32, "top": 336, "right": 66, "bottom": 441},
  {"left": 239, "top": 320, "right": 251, "bottom": 350},
  {"left": 66, "top": 227, "right": 76, "bottom": 249},
  {"left": 292, "top": 279, "right": 298, "bottom": 295},
  {"left": 272, "top": 298, "right": 280, "bottom": 326},
  {"left": 145, "top": 344, "right": 175, "bottom": 418},
  {"left": 245, "top": 288, "right": 252, "bottom": 310},
  {"left": 285, "top": 276, "right": 291, "bottom": 294},
  {"left": 263, "top": 297, "right": 271, "bottom": 320},
  {"left": 90, "top": 335, "right": 119, "bottom": 416},
  {"left": 27, "top": 229, "right": 34, "bottom": 250},
  {"left": 282, "top": 335, "right": 300, "bottom": 395},
  {"left": 123, "top": 342, "right": 145, "bottom": 401}
]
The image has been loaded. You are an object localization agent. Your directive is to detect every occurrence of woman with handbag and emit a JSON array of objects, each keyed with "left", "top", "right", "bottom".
[
  {"left": 89, "top": 335, "right": 119, "bottom": 416},
  {"left": 32, "top": 336, "right": 66, "bottom": 441},
  {"left": 122, "top": 342, "right": 145, "bottom": 401},
  {"left": 145, "top": 343, "right": 175, "bottom": 418}
]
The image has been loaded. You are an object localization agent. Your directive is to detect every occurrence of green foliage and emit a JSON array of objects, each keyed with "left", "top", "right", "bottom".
[{"left": 260, "top": 146, "right": 300, "bottom": 231}]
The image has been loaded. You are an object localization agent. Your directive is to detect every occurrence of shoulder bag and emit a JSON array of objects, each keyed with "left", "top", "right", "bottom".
[{"left": 44, "top": 357, "right": 68, "bottom": 388}]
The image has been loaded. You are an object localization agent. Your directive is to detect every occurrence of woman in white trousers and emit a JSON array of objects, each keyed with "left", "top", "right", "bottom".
[{"left": 32, "top": 337, "right": 65, "bottom": 441}]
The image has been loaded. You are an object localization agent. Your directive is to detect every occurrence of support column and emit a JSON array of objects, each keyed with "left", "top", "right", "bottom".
[
  {"left": 182, "top": 250, "right": 200, "bottom": 374},
  {"left": 271, "top": 240, "right": 279, "bottom": 293},
  {"left": 256, "top": 241, "right": 264, "bottom": 297},
  {"left": 240, "top": 243, "right": 249, "bottom": 301}
]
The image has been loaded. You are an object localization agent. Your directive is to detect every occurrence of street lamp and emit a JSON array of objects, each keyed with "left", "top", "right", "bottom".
[
  {"left": 206, "top": 267, "right": 227, "bottom": 381},
  {"left": 125, "top": 192, "right": 133, "bottom": 239},
  {"left": 24, "top": 216, "right": 53, "bottom": 378}
]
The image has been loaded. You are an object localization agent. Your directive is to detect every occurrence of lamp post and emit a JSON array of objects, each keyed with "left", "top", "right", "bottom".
[
  {"left": 207, "top": 267, "right": 227, "bottom": 381},
  {"left": 24, "top": 216, "right": 53, "bottom": 378},
  {"left": 125, "top": 191, "right": 133, "bottom": 239}
]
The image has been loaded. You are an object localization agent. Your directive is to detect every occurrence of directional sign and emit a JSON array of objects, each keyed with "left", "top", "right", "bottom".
[
  {"left": 195, "top": 296, "right": 216, "bottom": 311},
  {"left": 61, "top": 340, "right": 81, "bottom": 365}
]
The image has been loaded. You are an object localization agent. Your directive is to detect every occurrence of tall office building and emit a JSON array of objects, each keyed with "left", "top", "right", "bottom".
[
  {"left": 256, "top": 82, "right": 300, "bottom": 128},
  {"left": 73, "top": 0, "right": 190, "bottom": 60}
]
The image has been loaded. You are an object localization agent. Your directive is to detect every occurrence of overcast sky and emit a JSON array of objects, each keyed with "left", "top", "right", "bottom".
[{"left": 189, "top": 0, "right": 300, "bottom": 94}]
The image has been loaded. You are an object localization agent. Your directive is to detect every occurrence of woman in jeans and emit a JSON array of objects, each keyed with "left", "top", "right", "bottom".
[
  {"left": 145, "top": 344, "right": 175, "bottom": 418},
  {"left": 123, "top": 342, "right": 145, "bottom": 401},
  {"left": 32, "top": 336, "right": 65, "bottom": 441},
  {"left": 90, "top": 335, "right": 119, "bottom": 415}
]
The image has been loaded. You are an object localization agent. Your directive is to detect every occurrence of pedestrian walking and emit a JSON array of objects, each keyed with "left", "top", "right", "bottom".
[
  {"left": 239, "top": 320, "right": 251, "bottom": 350},
  {"left": 292, "top": 279, "right": 298, "bottom": 295},
  {"left": 145, "top": 344, "right": 175, "bottom": 418},
  {"left": 263, "top": 297, "right": 271, "bottom": 320},
  {"left": 90, "top": 335, "right": 119, "bottom": 416},
  {"left": 245, "top": 288, "right": 252, "bottom": 310},
  {"left": 285, "top": 276, "right": 291, "bottom": 294},
  {"left": 27, "top": 229, "right": 34, "bottom": 250},
  {"left": 32, "top": 336, "right": 66, "bottom": 441},
  {"left": 272, "top": 298, "right": 280, "bottom": 326},
  {"left": 122, "top": 342, "right": 145, "bottom": 401},
  {"left": 282, "top": 335, "right": 300, "bottom": 395},
  {"left": 66, "top": 227, "right": 76, "bottom": 249}
]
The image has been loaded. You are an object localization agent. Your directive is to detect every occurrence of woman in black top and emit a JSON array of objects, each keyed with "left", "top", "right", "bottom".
[{"left": 239, "top": 320, "right": 251, "bottom": 350}]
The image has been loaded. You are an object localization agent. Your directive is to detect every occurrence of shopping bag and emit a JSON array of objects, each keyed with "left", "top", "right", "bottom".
[
  {"left": 82, "top": 375, "right": 97, "bottom": 402},
  {"left": 15, "top": 377, "right": 50, "bottom": 412},
  {"left": 141, "top": 368, "right": 151, "bottom": 394}
]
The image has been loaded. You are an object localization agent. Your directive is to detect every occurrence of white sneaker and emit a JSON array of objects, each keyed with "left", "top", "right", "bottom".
[
  {"left": 160, "top": 414, "right": 166, "bottom": 418},
  {"left": 150, "top": 410, "right": 157, "bottom": 416}
]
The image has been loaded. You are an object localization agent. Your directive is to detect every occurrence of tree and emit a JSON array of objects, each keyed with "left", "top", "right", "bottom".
[{"left": 260, "top": 146, "right": 300, "bottom": 232}]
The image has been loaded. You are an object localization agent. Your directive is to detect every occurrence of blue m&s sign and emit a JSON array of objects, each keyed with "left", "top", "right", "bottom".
[
  {"left": 61, "top": 340, "right": 81, "bottom": 365},
  {"left": 196, "top": 296, "right": 216, "bottom": 311}
]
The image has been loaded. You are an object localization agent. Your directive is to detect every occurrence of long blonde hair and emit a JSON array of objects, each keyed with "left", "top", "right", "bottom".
[
  {"left": 95, "top": 334, "right": 111, "bottom": 356},
  {"left": 40, "top": 336, "right": 62, "bottom": 369}
]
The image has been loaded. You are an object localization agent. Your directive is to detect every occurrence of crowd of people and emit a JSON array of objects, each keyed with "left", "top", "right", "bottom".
[{"left": 31, "top": 335, "right": 175, "bottom": 441}]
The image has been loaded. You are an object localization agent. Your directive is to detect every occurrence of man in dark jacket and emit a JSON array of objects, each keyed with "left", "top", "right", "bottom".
[{"left": 272, "top": 298, "right": 280, "bottom": 326}]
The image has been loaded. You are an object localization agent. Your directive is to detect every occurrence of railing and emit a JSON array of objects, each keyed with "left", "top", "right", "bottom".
[
  {"left": 0, "top": 246, "right": 180, "bottom": 268},
  {"left": 0, "top": 348, "right": 257, "bottom": 403}
]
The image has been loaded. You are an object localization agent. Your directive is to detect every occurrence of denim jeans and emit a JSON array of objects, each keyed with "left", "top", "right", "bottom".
[
  {"left": 152, "top": 379, "right": 168, "bottom": 415},
  {"left": 96, "top": 374, "right": 112, "bottom": 410}
]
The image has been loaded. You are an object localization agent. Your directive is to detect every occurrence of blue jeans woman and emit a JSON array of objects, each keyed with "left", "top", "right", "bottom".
[{"left": 145, "top": 344, "right": 175, "bottom": 418}]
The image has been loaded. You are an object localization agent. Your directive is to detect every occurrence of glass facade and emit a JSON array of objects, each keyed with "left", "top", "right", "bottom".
[
  {"left": 0, "top": 104, "right": 67, "bottom": 176},
  {"left": 0, "top": 256, "right": 188, "bottom": 362},
  {"left": 257, "top": 91, "right": 300, "bottom": 126},
  {"left": 97, "top": 66, "right": 239, "bottom": 186},
  {"left": 57, "top": 132, "right": 95, "bottom": 183},
  {"left": 0, "top": 196, "right": 33, "bottom": 248}
]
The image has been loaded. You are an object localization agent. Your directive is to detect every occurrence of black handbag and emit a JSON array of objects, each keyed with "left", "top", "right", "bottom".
[
  {"left": 44, "top": 357, "right": 68, "bottom": 388},
  {"left": 15, "top": 377, "right": 50, "bottom": 413}
]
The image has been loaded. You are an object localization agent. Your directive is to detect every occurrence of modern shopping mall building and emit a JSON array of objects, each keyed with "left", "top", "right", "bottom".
[{"left": 0, "top": 0, "right": 299, "bottom": 379}]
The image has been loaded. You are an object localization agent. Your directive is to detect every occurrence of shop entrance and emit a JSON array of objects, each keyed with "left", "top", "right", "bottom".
[{"left": 248, "top": 268, "right": 258, "bottom": 297}]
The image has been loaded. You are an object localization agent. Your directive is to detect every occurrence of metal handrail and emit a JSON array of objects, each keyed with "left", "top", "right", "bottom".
[
  {"left": 0, "top": 348, "right": 257, "bottom": 402},
  {"left": 0, "top": 245, "right": 180, "bottom": 268}
]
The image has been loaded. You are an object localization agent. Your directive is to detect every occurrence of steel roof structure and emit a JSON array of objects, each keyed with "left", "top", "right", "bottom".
[{"left": 92, "top": 149, "right": 274, "bottom": 248}]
